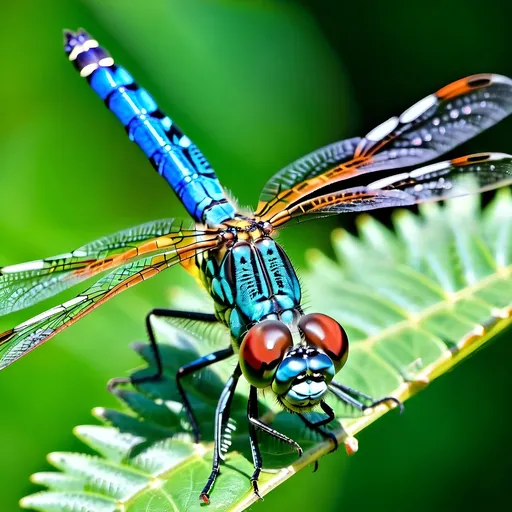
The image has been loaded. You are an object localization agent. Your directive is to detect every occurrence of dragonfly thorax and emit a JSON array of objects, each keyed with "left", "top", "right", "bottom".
[{"left": 198, "top": 226, "right": 302, "bottom": 343}]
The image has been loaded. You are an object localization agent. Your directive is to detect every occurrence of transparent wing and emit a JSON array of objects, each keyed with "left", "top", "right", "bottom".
[
  {"left": 0, "top": 219, "right": 218, "bottom": 315},
  {"left": 256, "top": 74, "right": 512, "bottom": 222},
  {"left": 0, "top": 239, "right": 219, "bottom": 370},
  {"left": 267, "top": 153, "right": 512, "bottom": 225},
  {"left": 258, "top": 137, "right": 361, "bottom": 203}
]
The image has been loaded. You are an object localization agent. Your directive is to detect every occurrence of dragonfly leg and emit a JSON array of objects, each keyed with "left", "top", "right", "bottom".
[
  {"left": 247, "top": 386, "right": 263, "bottom": 500},
  {"left": 144, "top": 308, "right": 219, "bottom": 378},
  {"left": 108, "top": 309, "right": 230, "bottom": 442},
  {"left": 298, "top": 401, "right": 338, "bottom": 455},
  {"left": 245, "top": 387, "right": 303, "bottom": 498},
  {"left": 329, "top": 381, "right": 404, "bottom": 414},
  {"left": 108, "top": 308, "right": 218, "bottom": 390},
  {"left": 247, "top": 417, "right": 303, "bottom": 457},
  {"left": 200, "top": 365, "right": 242, "bottom": 504},
  {"left": 137, "top": 308, "right": 232, "bottom": 444},
  {"left": 176, "top": 346, "right": 234, "bottom": 443}
]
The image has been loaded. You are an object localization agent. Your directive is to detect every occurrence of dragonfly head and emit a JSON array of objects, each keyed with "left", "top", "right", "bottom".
[{"left": 239, "top": 314, "right": 349, "bottom": 412}]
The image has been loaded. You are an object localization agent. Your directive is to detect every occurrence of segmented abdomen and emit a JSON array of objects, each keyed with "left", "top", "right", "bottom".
[{"left": 64, "top": 29, "right": 235, "bottom": 226}]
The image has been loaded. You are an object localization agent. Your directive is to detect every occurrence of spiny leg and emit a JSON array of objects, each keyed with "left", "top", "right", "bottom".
[
  {"left": 108, "top": 308, "right": 231, "bottom": 443},
  {"left": 108, "top": 308, "right": 218, "bottom": 392},
  {"left": 298, "top": 401, "right": 338, "bottom": 449},
  {"left": 246, "top": 388, "right": 303, "bottom": 498},
  {"left": 298, "top": 401, "right": 338, "bottom": 472},
  {"left": 330, "top": 381, "right": 404, "bottom": 414},
  {"left": 248, "top": 414, "right": 303, "bottom": 457},
  {"left": 200, "top": 365, "right": 242, "bottom": 504},
  {"left": 177, "top": 346, "right": 234, "bottom": 443},
  {"left": 247, "top": 386, "right": 263, "bottom": 499}
]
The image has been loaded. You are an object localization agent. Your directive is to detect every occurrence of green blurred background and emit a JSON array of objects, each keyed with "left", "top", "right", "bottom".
[{"left": 1, "top": 1, "right": 511, "bottom": 510}]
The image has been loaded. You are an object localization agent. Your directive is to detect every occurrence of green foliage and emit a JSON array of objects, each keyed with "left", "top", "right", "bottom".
[{"left": 21, "top": 191, "right": 512, "bottom": 512}]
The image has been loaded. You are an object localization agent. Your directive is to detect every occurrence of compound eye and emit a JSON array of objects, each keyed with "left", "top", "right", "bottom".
[
  {"left": 240, "top": 320, "right": 293, "bottom": 388},
  {"left": 298, "top": 313, "right": 349, "bottom": 373}
]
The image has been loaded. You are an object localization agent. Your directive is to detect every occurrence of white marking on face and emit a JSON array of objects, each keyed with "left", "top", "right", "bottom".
[
  {"left": 399, "top": 94, "right": 437, "bottom": 124},
  {"left": 2, "top": 261, "right": 45, "bottom": 273},
  {"left": 292, "top": 379, "right": 327, "bottom": 398},
  {"left": 73, "top": 250, "right": 88, "bottom": 257},
  {"left": 364, "top": 116, "right": 400, "bottom": 142}
]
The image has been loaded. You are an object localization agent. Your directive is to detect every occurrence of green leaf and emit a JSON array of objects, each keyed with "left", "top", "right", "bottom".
[{"left": 21, "top": 191, "right": 512, "bottom": 511}]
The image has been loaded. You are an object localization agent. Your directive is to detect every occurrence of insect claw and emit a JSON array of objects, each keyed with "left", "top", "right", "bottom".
[
  {"left": 382, "top": 396, "right": 405, "bottom": 414},
  {"left": 367, "top": 396, "right": 404, "bottom": 415},
  {"left": 252, "top": 482, "right": 263, "bottom": 501},
  {"left": 393, "top": 398, "right": 405, "bottom": 415},
  {"left": 327, "top": 432, "right": 339, "bottom": 453}
]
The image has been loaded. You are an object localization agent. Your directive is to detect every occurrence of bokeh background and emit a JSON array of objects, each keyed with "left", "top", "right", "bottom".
[{"left": 1, "top": 1, "right": 511, "bottom": 510}]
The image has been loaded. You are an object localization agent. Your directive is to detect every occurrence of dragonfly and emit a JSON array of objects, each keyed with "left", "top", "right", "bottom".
[{"left": 1, "top": 28, "right": 512, "bottom": 503}]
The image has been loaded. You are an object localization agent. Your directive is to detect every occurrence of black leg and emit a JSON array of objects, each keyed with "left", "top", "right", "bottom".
[
  {"left": 329, "top": 381, "right": 404, "bottom": 414},
  {"left": 245, "top": 387, "right": 303, "bottom": 499},
  {"left": 329, "top": 385, "right": 367, "bottom": 411},
  {"left": 108, "top": 308, "right": 218, "bottom": 391},
  {"left": 176, "top": 346, "right": 234, "bottom": 443},
  {"left": 144, "top": 308, "right": 219, "bottom": 379},
  {"left": 200, "top": 365, "right": 242, "bottom": 504},
  {"left": 108, "top": 308, "right": 231, "bottom": 443},
  {"left": 298, "top": 401, "right": 338, "bottom": 454},
  {"left": 248, "top": 405, "right": 303, "bottom": 457},
  {"left": 247, "top": 386, "right": 263, "bottom": 500}
]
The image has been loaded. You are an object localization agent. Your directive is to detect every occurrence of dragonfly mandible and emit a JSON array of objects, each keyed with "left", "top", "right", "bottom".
[{"left": 1, "top": 28, "right": 512, "bottom": 503}]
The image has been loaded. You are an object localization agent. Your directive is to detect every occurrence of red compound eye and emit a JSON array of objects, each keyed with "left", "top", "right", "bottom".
[
  {"left": 239, "top": 320, "right": 293, "bottom": 388},
  {"left": 298, "top": 313, "right": 349, "bottom": 372}
]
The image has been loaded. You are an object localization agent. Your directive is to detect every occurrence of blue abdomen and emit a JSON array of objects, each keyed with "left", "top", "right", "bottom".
[{"left": 64, "top": 29, "right": 235, "bottom": 226}]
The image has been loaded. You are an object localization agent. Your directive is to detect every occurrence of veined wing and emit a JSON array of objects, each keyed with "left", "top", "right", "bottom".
[
  {"left": 0, "top": 219, "right": 219, "bottom": 315},
  {"left": 258, "top": 138, "right": 361, "bottom": 203},
  {"left": 266, "top": 153, "right": 512, "bottom": 225},
  {"left": 256, "top": 74, "right": 512, "bottom": 221},
  {"left": 0, "top": 249, "right": 210, "bottom": 370}
]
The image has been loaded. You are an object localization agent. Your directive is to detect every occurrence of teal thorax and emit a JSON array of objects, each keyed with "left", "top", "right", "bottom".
[{"left": 198, "top": 225, "right": 302, "bottom": 346}]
